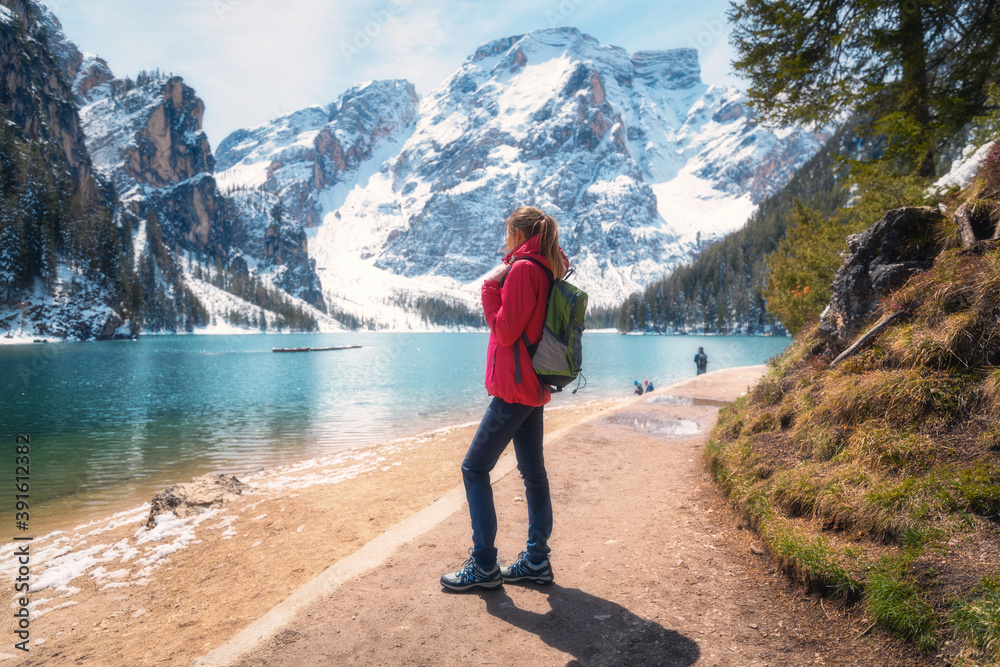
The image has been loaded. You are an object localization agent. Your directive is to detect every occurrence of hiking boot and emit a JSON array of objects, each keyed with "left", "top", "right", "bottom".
[
  {"left": 440, "top": 550, "right": 502, "bottom": 591},
  {"left": 500, "top": 551, "right": 553, "bottom": 584}
]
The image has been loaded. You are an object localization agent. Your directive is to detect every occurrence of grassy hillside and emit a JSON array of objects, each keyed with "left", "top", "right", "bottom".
[{"left": 706, "top": 154, "right": 1000, "bottom": 664}]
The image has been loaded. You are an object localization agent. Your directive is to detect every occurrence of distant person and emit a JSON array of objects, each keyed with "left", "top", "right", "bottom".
[
  {"left": 694, "top": 347, "right": 708, "bottom": 375},
  {"left": 644, "top": 380, "right": 654, "bottom": 393},
  {"left": 634, "top": 380, "right": 644, "bottom": 395},
  {"left": 440, "top": 206, "right": 567, "bottom": 592}
]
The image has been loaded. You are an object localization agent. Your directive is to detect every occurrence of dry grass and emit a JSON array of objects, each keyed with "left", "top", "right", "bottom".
[
  {"left": 815, "top": 368, "right": 974, "bottom": 428},
  {"left": 885, "top": 249, "right": 1000, "bottom": 370},
  {"left": 838, "top": 425, "right": 941, "bottom": 474}
]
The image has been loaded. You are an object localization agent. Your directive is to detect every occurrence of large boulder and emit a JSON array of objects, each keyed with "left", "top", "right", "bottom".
[
  {"left": 145, "top": 474, "right": 249, "bottom": 528},
  {"left": 819, "top": 206, "right": 942, "bottom": 346}
]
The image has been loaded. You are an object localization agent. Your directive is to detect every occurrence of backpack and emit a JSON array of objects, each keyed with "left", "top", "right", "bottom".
[{"left": 507, "top": 256, "right": 588, "bottom": 393}]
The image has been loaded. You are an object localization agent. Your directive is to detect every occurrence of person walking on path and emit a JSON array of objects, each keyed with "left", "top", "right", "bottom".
[
  {"left": 694, "top": 347, "right": 708, "bottom": 375},
  {"left": 441, "top": 206, "right": 568, "bottom": 592}
]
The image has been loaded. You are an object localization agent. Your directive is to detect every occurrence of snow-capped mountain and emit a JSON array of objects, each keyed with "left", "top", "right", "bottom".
[
  {"left": 218, "top": 28, "right": 826, "bottom": 313},
  {"left": 74, "top": 59, "right": 329, "bottom": 318},
  {"left": 77, "top": 70, "right": 227, "bottom": 252}
]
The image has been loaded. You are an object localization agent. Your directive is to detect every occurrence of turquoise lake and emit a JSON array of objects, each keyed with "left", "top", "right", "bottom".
[{"left": 1, "top": 332, "right": 788, "bottom": 529}]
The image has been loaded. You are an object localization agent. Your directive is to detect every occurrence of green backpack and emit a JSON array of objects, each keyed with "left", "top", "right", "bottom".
[{"left": 509, "top": 257, "right": 588, "bottom": 393}]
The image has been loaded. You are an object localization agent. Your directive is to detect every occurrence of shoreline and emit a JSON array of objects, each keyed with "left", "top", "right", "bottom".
[
  {"left": 15, "top": 396, "right": 626, "bottom": 540},
  {"left": 16, "top": 358, "right": 769, "bottom": 538}
]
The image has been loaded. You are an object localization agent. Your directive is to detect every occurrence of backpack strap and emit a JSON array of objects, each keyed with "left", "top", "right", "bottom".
[
  {"left": 502, "top": 256, "right": 554, "bottom": 384},
  {"left": 498, "top": 256, "right": 554, "bottom": 290}
]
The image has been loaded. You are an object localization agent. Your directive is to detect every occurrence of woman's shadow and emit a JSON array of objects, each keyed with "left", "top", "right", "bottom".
[{"left": 478, "top": 583, "right": 700, "bottom": 666}]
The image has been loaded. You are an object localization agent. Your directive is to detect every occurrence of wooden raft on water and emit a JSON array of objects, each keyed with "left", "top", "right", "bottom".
[{"left": 272, "top": 345, "right": 363, "bottom": 353}]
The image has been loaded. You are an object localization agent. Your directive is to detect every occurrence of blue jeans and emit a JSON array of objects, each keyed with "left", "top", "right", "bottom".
[{"left": 462, "top": 397, "right": 552, "bottom": 569}]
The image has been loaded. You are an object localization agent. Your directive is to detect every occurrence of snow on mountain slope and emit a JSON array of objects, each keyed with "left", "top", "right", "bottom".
[
  {"left": 218, "top": 27, "right": 826, "bottom": 318},
  {"left": 174, "top": 255, "right": 343, "bottom": 333},
  {"left": 216, "top": 80, "right": 419, "bottom": 230}
]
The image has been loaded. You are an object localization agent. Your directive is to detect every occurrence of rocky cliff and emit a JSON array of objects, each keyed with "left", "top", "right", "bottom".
[
  {"left": 77, "top": 71, "right": 227, "bottom": 253},
  {"left": 0, "top": 0, "right": 93, "bottom": 191},
  {"left": 0, "top": 0, "right": 132, "bottom": 339}
]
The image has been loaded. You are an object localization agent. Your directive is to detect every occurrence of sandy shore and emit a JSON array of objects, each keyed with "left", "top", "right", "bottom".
[{"left": 1, "top": 389, "right": 644, "bottom": 664}]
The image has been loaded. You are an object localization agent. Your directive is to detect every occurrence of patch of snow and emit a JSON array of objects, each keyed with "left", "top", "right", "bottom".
[
  {"left": 651, "top": 170, "right": 756, "bottom": 243},
  {"left": 31, "top": 543, "right": 106, "bottom": 592},
  {"left": 934, "top": 141, "right": 995, "bottom": 192},
  {"left": 76, "top": 504, "right": 149, "bottom": 534},
  {"left": 209, "top": 515, "right": 238, "bottom": 540},
  {"left": 0, "top": 261, "right": 120, "bottom": 342},
  {"left": 30, "top": 600, "right": 77, "bottom": 619}
]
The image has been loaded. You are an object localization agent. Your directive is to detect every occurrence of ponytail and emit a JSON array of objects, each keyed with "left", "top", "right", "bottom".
[{"left": 505, "top": 206, "right": 567, "bottom": 279}]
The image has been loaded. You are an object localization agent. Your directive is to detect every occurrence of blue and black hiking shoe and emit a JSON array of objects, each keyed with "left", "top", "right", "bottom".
[
  {"left": 500, "top": 551, "right": 553, "bottom": 584},
  {"left": 440, "top": 550, "right": 502, "bottom": 591}
]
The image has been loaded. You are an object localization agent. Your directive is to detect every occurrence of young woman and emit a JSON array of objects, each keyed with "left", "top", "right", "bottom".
[{"left": 440, "top": 206, "right": 568, "bottom": 591}]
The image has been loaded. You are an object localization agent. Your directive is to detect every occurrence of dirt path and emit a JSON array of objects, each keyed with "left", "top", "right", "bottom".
[{"left": 211, "top": 367, "right": 929, "bottom": 667}]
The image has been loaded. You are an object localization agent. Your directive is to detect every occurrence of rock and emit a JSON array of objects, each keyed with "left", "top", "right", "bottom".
[
  {"left": 79, "top": 72, "right": 231, "bottom": 256},
  {"left": 146, "top": 474, "right": 249, "bottom": 528},
  {"left": 953, "top": 200, "right": 1000, "bottom": 249},
  {"left": 72, "top": 54, "right": 115, "bottom": 107},
  {"left": 120, "top": 77, "right": 215, "bottom": 188},
  {"left": 819, "top": 206, "right": 942, "bottom": 346}
]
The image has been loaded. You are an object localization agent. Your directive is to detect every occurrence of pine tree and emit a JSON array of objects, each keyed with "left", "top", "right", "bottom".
[
  {"left": 0, "top": 201, "right": 24, "bottom": 302},
  {"left": 729, "top": 0, "right": 1000, "bottom": 176}
]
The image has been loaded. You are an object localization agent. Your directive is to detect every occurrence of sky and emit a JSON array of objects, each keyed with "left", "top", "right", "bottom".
[{"left": 43, "top": 0, "right": 745, "bottom": 148}]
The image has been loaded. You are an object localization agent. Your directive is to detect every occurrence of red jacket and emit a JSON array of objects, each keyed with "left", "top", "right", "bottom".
[{"left": 481, "top": 235, "right": 567, "bottom": 406}]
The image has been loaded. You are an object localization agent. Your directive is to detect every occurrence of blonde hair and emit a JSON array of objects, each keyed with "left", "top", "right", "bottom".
[{"left": 505, "top": 206, "right": 567, "bottom": 280}]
